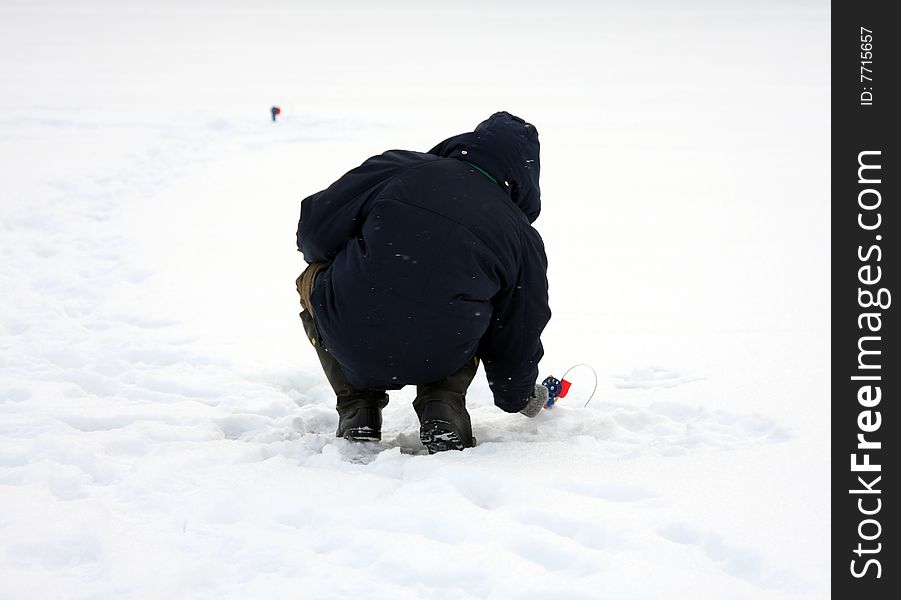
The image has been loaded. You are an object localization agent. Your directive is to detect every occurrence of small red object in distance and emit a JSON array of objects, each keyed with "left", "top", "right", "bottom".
[{"left": 558, "top": 379, "right": 572, "bottom": 398}]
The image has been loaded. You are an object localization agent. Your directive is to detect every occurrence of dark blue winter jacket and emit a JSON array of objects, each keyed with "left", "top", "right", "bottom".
[{"left": 296, "top": 112, "right": 550, "bottom": 412}]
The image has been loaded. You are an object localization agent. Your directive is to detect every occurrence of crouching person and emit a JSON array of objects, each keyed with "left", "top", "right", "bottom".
[{"left": 295, "top": 111, "right": 551, "bottom": 453}]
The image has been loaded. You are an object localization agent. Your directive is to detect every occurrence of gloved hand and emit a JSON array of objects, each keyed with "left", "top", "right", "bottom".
[{"left": 519, "top": 384, "right": 548, "bottom": 418}]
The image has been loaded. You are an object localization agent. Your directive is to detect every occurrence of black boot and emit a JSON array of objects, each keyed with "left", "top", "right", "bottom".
[
  {"left": 300, "top": 310, "right": 389, "bottom": 442},
  {"left": 336, "top": 393, "right": 389, "bottom": 442},
  {"left": 414, "top": 358, "right": 478, "bottom": 453},
  {"left": 417, "top": 400, "right": 474, "bottom": 452}
]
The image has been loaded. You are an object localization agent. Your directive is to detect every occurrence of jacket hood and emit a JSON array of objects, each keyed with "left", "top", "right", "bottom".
[{"left": 428, "top": 111, "right": 541, "bottom": 223}]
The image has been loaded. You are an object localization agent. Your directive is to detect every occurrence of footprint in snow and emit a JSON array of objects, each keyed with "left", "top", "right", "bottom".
[{"left": 656, "top": 521, "right": 801, "bottom": 590}]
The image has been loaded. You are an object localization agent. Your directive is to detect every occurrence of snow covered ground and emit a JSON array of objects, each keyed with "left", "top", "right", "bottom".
[{"left": 1, "top": 1, "right": 828, "bottom": 598}]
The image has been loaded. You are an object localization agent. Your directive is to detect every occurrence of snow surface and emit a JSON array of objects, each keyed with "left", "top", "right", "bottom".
[{"left": 1, "top": 1, "right": 828, "bottom": 598}]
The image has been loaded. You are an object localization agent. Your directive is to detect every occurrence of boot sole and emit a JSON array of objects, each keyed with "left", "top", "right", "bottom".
[
  {"left": 341, "top": 426, "right": 381, "bottom": 442},
  {"left": 420, "top": 420, "right": 467, "bottom": 453}
]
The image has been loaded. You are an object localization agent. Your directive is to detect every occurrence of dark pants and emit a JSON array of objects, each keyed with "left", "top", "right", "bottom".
[
  {"left": 299, "top": 309, "right": 389, "bottom": 414},
  {"left": 296, "top": 263, "right": 477, "bottom": 421}
]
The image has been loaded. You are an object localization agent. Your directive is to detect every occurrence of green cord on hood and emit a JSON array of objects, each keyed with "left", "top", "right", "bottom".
[{"left": 461, "top": 160, "right": 498, "bottom": 185}]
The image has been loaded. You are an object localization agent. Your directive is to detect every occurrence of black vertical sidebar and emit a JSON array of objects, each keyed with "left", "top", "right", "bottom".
[{"left": 832, "top": 1, "right": 898, "bottom": 597}]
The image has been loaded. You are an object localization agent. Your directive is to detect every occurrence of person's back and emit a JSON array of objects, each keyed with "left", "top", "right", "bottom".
[{"left": 295, "top": 111, "right": 551, "bottom": 452}]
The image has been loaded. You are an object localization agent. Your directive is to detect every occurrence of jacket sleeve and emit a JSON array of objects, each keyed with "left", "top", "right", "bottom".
[
  {"left": 477, "top": 226, "right": 551, "bottom": 412},
  {"left": 296, "top": 151, "right": 413, "bottom": 262}
]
